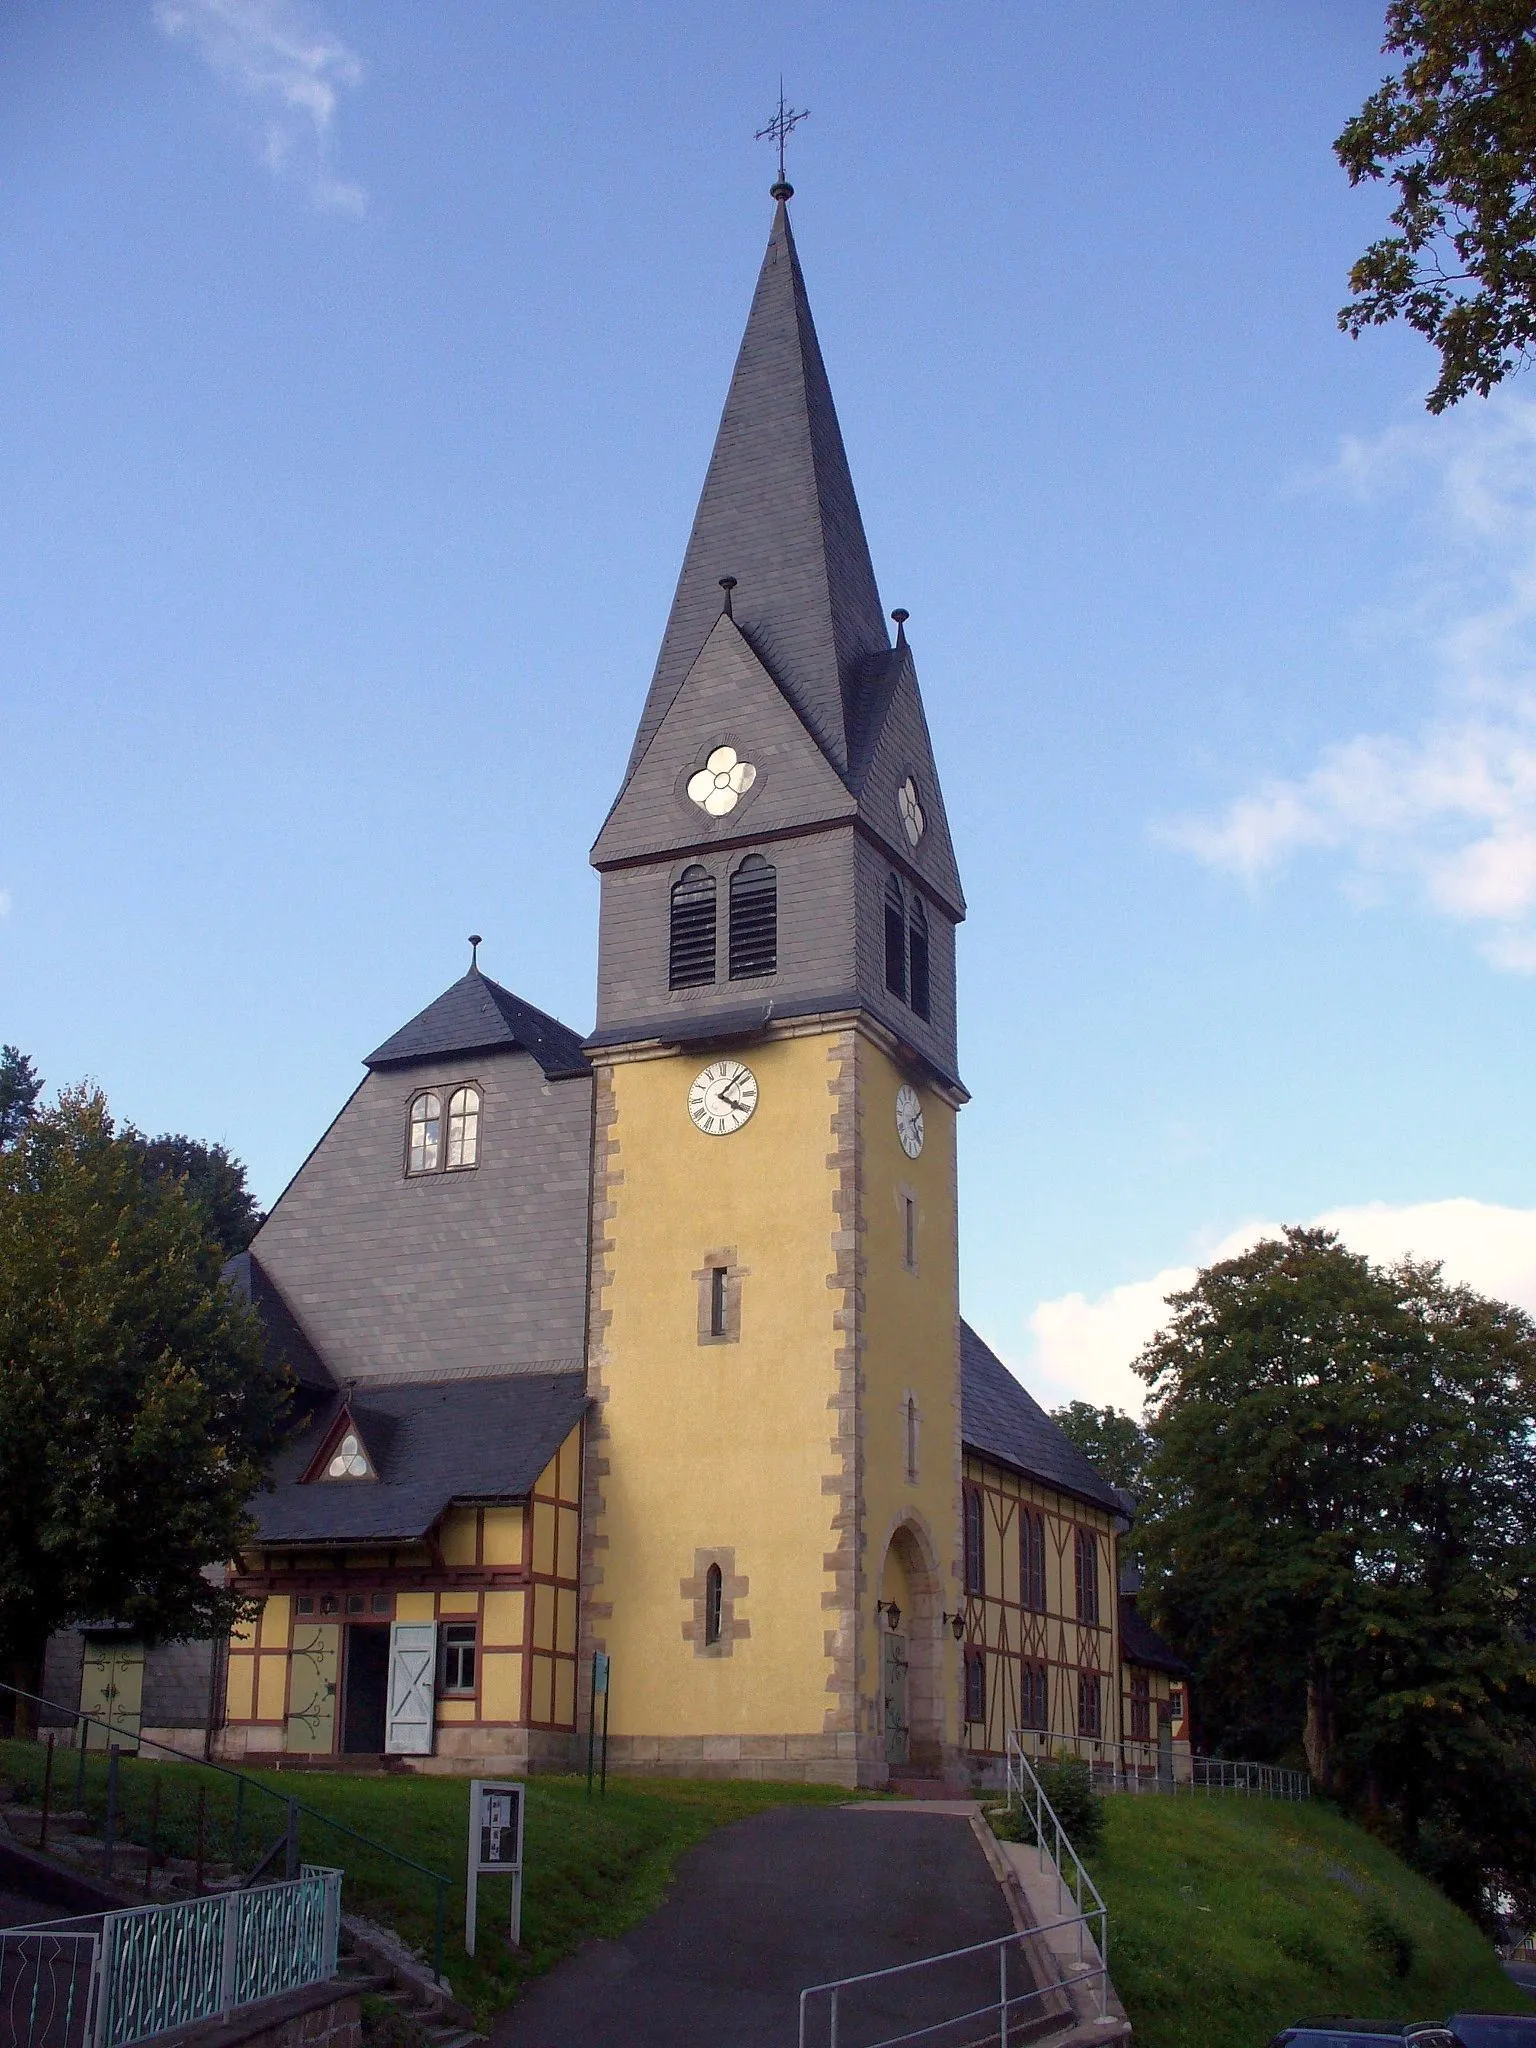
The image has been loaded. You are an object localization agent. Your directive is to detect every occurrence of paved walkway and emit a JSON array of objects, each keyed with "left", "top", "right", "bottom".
[{"left": 492, "top": 1804, "right": 1024, "bottom": 2048}]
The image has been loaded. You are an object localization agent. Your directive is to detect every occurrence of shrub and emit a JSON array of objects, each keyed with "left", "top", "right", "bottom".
[{"left": 1036, "top": 1756, "right": 1106, "bottom": 1856}]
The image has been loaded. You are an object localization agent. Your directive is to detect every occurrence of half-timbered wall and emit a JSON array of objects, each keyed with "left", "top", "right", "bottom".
[
  {"left": 219, "top": 1421, "right": 582, "bottom": 1767},
  {"left": 959, "top": 1452, "right": 1120, "bottom": 1760}
]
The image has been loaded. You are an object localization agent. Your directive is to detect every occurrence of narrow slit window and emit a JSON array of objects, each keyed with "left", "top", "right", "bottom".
[
  {"left": 407, "top": 1092, "right": 441, "bottom": 1174},
  {"left": 903, "top": 1196, "right": 917, "bottom": 1270},
  {"left": 904, "top": 1395, "right": 919, "bottom": 1483},
  {"left": 1078, "top": 1671, "right": 1101, "bottom": 1738},
  {"left": 446, "top": 1085, "right": 480, "bottom": 1169},
  {"left": 964, "top": 1648, "right": 985, "bottom": 1725},
  {"left": 704, "top": 1563, "right": 723, "bottom": 1646},
  {"left": 709, "top": 1266, "right": 729, "bottom": 1338},
  {"left": 884, "top": 875, "right": 907, "bottom": 999},
  {"left": 728, "top": 855, "right": 777, "bottom": 979},
  {"left": 908, "top": 897, "right": 930, "bottom": 1021},
  {"left": 669, "top": 866, "right": 717, "bottom": 988},
  {"left": 1021, "top": 1510, "right": 1047, "bottom": 1614},
  {"left": 963, "top": 1484, "right": 985, "bottom": 1596},
  {"left": 1074, "top": 1529, "right": 1100, "bottom": 1625}
]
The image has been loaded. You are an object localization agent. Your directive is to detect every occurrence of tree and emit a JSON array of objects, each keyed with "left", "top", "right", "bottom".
[
  {"left": 0, "top": 1086, "right": 288, "bottom": 1713},
  {"left": 1337, "top": 3, "right": 1536, "bottom": 411},
  {"left": 0, "top": 1047, "right": 42, "bottom": 1150},
  {"left": 1135, "top": 1227, "right": 1536, "bottom": 1925},
  {"left": 132, "top": 1132, "right": 265, "bottom": 1259},
  {"left": 1050, "top": 1400, "right": 1151, "bottom": 1495}
]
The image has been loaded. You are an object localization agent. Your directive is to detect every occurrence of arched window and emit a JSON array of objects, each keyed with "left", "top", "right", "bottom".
[
  {"left": 884, "top": 875, "right": 907, "bottom": 999},
  {"left": 704, "top": 1562, "right": 723, "bottom": 1646},
  {"left": 407, "top": 1092, "right": 441, "bottom": 1174},
  {"left": 446, "top": 1085, "right": 480, "bottom": 1169},
  {"left": 1074, "top": 1528, "right": 1100, "bottom": 1625},
  {"left": 729, "top": 854, "right": 777, "bottom": 979},
  {"left": 908, "top": 896, "right": 931, "bottom": 1022},
  {"left": 669, "top": 866, "right": 717, "bottom": 988},
  {"left": 1020, "top": 1509, "right": 1047, "bottom": 1614},
  {"left": 963, "top": 1483, "right": 985, "bottom": 1596}
]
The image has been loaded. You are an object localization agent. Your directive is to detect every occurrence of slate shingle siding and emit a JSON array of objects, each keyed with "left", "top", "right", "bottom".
[
  {"left": 142, "top": 1640, "right": 218, "bottom": 1730},
  {"left": 251, "top": 1048, "right": 592, "bottom": 1386}
]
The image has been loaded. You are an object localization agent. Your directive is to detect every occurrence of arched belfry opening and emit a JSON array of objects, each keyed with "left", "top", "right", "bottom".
[{"left": 876, "top": 1518, "right": 943, "bottom": 1774}]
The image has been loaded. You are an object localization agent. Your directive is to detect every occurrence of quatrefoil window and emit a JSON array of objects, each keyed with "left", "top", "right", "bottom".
[
  {"left": 688, "top": 746, "right": 757, "bottom": 817},
  {"left": 898, "top": 777, "right": 925, "bottom": 848}
]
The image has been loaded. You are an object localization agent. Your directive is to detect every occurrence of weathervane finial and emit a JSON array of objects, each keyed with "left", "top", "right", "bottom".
[{"left": 756, "top": 80, "right": 808, "bottom": 201}]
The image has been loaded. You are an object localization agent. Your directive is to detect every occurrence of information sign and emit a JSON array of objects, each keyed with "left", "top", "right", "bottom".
[{"left": 465, "top": 1778, "right": 524, "bottom": 1956}]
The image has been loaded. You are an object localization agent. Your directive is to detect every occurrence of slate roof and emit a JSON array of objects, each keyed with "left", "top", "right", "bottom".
[
  {"left": 960, "top": 1322, "right": 1128, "bottom": 1517},
  {"left": 252, "top": 1372, "right": 588, "bottom": 1545},
  {"left": 365, "top": 968, "right": 591, "bottom": 1079},
  {"left": 1118, "top": 1594, "right": 1190, "bottom": 1677},
  {"left": 224, "top": 1251, "right": 335, "bottom": 1395},
  {"left": 625, "top": 198, "right": 891, "bottom": 785}
]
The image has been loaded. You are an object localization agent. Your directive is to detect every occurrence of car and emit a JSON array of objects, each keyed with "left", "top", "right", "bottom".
[
  {"left": 1268, "top": 2027, "right": 1460, "bottom": 2048},
  {"left": 1447, "top": 2020, "right": 1536, "bottom": 2046}
]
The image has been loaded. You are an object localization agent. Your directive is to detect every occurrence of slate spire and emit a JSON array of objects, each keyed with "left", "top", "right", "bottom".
[{"left": 625, "top": 197, "right": 890, "bottom": 780}]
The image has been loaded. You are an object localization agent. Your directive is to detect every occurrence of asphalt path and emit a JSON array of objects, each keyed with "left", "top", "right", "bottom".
[{"left": 492, "top": 1805, "right": 1023, "bottom": 2048}]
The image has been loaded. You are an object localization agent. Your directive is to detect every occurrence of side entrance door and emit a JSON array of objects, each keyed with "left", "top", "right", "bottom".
[
  {"left": 79, "top": 1638, "right": 144, "bottom": 1752},
  {"left": 385, "top": 1622, "right": 437, "bottom": 1757},
  {"left": 883, "top": 1631, "right": 910, "bottom": 1767},
  {"left": 285, "top": 1623, "right": 340, "bottom": 1755}
]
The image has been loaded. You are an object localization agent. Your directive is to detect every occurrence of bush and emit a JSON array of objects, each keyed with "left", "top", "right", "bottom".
[{"left": 1036, "top": 1756, "right": 1106, "bottom": 1855}]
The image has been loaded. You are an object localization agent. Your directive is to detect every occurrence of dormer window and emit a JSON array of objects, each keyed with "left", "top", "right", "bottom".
[
  {"left": 406, "top": 1085, "right": 481, "bottom": 1175},
  {"left": 325, "top": 1428, "right": 374, "bottom": 1481}
]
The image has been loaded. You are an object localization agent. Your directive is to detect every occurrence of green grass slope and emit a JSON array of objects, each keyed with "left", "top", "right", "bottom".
[{"left": 1090, "top": 1794, "right": 1531, "bottom": 2048}]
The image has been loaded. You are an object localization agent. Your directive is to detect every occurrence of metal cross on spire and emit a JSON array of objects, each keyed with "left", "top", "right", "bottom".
[{"left": 756, "top": 82, "right": 808, "bottom": 200}]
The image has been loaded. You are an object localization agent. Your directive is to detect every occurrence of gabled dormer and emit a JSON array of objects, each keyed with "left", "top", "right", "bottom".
[{"left": 591, "top": 196, "right": 965, "bottom": 1091}]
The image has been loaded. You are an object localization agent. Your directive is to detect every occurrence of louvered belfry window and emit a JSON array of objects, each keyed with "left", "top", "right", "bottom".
[
  {"left": 669, "top": 865, "right": 717, "bottom": 988},
  {"left": 728, "top": 854, "right": 777, "bottom": 979},
  {"left": 884, "top": 875, "right": 907, "bottom": 999},
  {"left": 908, "top": 896, "right": 931, "bottom": 1021}
]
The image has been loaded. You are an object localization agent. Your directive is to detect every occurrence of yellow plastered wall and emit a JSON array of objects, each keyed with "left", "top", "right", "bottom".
[
  {"left": 527, "top": 1426, "right": 582, "bottom": 1729},
  {"left": 592, "top": 1034, "right": 847, "bottom": 1736},
  {"left": 860, "top": 1048, "right": 963, "bottom": 1751}
]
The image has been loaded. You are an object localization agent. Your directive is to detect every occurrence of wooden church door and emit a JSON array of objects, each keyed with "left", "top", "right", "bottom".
[{"left": 883, "top": 1631, "right": 910, "bottom": 1766}]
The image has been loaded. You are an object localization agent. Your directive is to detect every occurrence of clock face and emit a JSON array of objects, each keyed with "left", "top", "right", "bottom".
[
  {"left": 896, "top": 1084, "right": 924, "bottom": 1159},
  {"left": 688, "top": 1059, "right": 759, "bottom": 1136}
]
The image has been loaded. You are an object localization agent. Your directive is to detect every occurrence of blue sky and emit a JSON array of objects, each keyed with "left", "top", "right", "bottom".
[{"left": 7, "top": 1, "right": 1536, "bottom": 1409}]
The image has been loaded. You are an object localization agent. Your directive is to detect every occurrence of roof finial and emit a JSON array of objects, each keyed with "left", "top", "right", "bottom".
[
  {"left": 719, "top": 575, "right": 737, "bottom": 618},
  {"left": 756, "top": 80, "right": 808, "bottom": 201},
  {"left": 891, "top": 608, "right": 909, "bottom": 647},
  {"left": 468, "top": 933, "right": 483, "bottom": 970}
]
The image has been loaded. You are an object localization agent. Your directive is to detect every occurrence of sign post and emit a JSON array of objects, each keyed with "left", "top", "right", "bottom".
[
  {"left": 465, "top": 1779, "right": 524, "bottom": 1958},
  {"left": 586, "top": 1652, "right": 610, "bottom": 1797}
]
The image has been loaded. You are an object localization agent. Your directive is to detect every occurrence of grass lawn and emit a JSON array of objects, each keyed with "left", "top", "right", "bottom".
[
  {"left": 0, "top": 1740, "right": 854, "bottom": 2025},
  {"left": 1087, "top": 1793, "right": 1532, "bottom": 2048}
]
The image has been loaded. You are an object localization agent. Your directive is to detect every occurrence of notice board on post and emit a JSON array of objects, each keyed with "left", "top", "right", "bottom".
[{"left": 465, "top": 1779, "right": 525, "bottom": 1956}]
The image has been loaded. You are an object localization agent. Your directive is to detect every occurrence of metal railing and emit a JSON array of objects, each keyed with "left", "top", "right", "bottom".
[
  {"left": 1, "top": 1924, "right": 99, "bottom": 2048},
  {"left": 0, "top": 1679, "right": 453, "bottom": 1982},
  {"left": 3, "top": 1866, "right": 341, "bottom": 2048},
  {"left": 797, "top": 1913, "right": 1107, "bottom": 2048},
  {"left": 1007, "top": 1727, "right": 1310, "bottom": 1800},
  {"left": 1002, "top": 1735, "right": 1109, "bottom": 1931}
]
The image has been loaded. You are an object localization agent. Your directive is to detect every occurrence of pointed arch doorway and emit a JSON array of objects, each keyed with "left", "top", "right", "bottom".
[{"left": 877, "top": 1520, "right": 943, "bottom": 1773}]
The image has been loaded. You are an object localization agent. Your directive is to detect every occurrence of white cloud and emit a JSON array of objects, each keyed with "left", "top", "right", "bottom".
[
  {"left": 155, "top": 0, "right": 365, "bottom": 215},
  {"left": 1022, "top": 1197, "right": 1536, "bottom": 1415},
  {"left": 1163, "top": 396, "right": 1536, "bottom": 971}
]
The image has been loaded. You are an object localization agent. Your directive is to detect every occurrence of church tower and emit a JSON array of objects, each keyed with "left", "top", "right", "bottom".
[{"left": 581, "top": 186, "right": 967, "bottom": 1785}]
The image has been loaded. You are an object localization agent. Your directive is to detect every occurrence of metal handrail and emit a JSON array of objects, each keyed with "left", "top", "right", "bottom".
[
  {"left": 1003, "top": 1734, "right": 1107, "bottom": 1929},
  {"left": 797, "top": 1909, "right": 1108, "bottom": 2048},
  {"left": 1006, "top": 1726, "right": 1311, "bottom": 1800},
  {"left": 0, "top": 1679, "right": 452, "bottom": 1984}
]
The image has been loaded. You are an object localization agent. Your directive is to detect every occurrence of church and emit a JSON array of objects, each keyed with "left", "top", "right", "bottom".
[{"left": 49, "top": 181, "right": 1189, "bottom": 1790}]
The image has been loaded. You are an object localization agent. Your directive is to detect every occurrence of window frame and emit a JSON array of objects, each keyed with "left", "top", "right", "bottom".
[
  {"left": 1077, "top": 1670, "right": 1101, "bottom": 1738},
  {"left": 445, "top": 1085, "right": 481, "bottom": 1171},
  {"left": 1020, "top": 1508, "right": 1047, "bottom": 1615},
  {"left": 406, "top": 1090, "right": 442, "bottom": 1175},
  {"left": 1073, "top": 1527, "right": 1100, "bottom": 1626},
  {"left": 703, "top": 1563, "right": 724, "bottom": 1647},
  {"left": 405, "top": 1082, "right": 482, "bottom": 1179},
  {"left": 1020, "top": 1658, "right": 1049, "bottom": 1731},
  {"left": 1130, "top": 1668, "right": 1151, "bottom": 1742},
  {"left": 441, "top": 1622, "right": 478, "bottom": 1696},
  {"left": 963, "top": 1483, "right": 985, "bottom": 1597}
]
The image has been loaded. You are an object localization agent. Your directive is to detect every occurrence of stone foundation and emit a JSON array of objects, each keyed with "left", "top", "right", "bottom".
[
  {"left": 144, "top": 1983, "right": 358, "bottom": 2048},
  {"left": 211, "top": 1724, "right": 579, "bottom": 1774}
]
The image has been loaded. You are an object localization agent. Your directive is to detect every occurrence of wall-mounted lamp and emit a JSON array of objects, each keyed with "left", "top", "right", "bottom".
[
  {"left": 940, "top": 1611, "right": 966, "bottom": 1641},
  {"left": 875, "top": 1599, "right": 902, "bottom": 1632}
]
